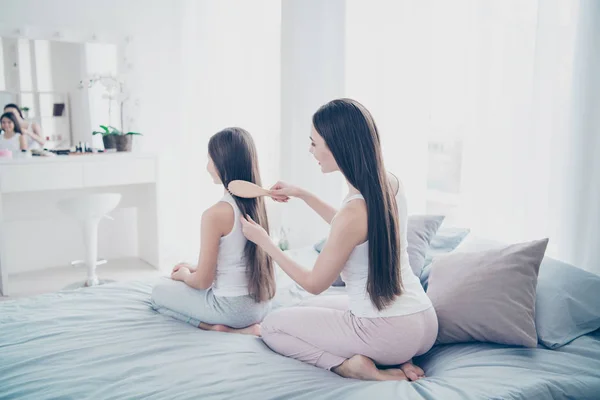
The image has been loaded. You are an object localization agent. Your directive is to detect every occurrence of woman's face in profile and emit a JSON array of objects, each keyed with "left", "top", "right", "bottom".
[{"left": 309, "top": 126, "right": 338, "bottom": 174}]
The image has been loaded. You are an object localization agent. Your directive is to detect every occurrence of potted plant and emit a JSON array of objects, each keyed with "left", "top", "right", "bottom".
[
  {"left": 21, "top": 106, "right": 30, "bottom": 119},
  {"left": 93, "top": 125, "right": 141, "bottom": 152},
  {"left": 82, "top": 75, "right": 142, "bottom": 152}
]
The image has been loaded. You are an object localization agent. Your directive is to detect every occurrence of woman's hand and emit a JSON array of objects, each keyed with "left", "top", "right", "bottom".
[
  {"left": 171, "top": 266, "right": 191, "bottom": 282},
  {"left": 240, "top": 215, "right": 272, "bottom": 248},
  {"left": 172, "top": 262, "right": 196, "bottom": 274},
  {"left": 270, "top": 181, "right": 304, "bottom": 203}
]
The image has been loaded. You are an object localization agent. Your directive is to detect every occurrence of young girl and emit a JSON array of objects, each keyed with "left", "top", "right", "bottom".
[
  {"left": 151, "top": 127, "right": 275, "bottom": 335},
  {"left": 241, "top": 99, "right": 438, "bottom": 381},
  {"left": 0, "top": 112, "right": 27, "bottom": 152},
  {"left": 4, "top": 104, "right": 46, "bottom": 150}
]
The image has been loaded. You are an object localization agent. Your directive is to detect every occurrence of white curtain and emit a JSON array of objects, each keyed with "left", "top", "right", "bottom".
[
  {"left": 345, "top": 0, "right": 600, "bottom": 273},
  {"left": 174, "top": 0, "right": 281, "bottom": 262}
]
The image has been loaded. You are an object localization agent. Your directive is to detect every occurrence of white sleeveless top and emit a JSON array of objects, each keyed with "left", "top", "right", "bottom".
[
  {"left": 339, "top": 186, "right": 433, "bottom": 318},
  {"left": 0, "top": 133, "right": 22, "bottom": 152},
  {"left": 211, "top": 193, "right": 250, "bottom": 297}
]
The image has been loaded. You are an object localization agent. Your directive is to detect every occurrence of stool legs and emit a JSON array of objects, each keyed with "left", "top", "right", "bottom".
[{"left": 82, "top": 218, "right": 101, "bottom": 286}]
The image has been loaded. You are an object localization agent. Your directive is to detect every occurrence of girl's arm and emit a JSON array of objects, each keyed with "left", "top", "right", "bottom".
[{"left": 172, "top": 202, "right": 233, "bottom": 289}]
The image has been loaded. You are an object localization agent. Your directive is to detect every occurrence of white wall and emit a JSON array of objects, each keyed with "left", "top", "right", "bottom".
[{"left": 280, "top": 0, "right": 346, "bottom": 248}]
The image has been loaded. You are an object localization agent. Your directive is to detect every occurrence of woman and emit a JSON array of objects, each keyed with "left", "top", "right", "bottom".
[
  {"left": 241, "top": 99, "right": 438, "bottom": 381},
  {"left": 0, "top": 112, "right": 27, "bottom": 152},
  {"left": 151, "top": 127, "right": 275, "bottom": 335},
  {"left": 4, "top": 104, "right": 46, "bottom": 149}
]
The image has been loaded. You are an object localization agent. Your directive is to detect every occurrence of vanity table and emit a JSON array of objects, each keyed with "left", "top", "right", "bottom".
[{"left": 0, "top": 153, "right": 161, "bottom": 296}]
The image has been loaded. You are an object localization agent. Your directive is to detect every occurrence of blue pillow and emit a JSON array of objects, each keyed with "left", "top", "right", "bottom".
[
  {"left": 536, "top": 257, "right": 600, "bottom": 348},
  {"left": 420, "top": 227, "right": 470, "bottom": 290},
  {"left": 314, "top": 238, "right": 326, "bottom": 253},
  {"left": 313, "top": 239, "right": 345, "bottom": 286}
]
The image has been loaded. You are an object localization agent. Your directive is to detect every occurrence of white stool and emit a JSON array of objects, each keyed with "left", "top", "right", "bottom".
[{"left": 57, "top": 193, "right": 122, "bottom": 287}]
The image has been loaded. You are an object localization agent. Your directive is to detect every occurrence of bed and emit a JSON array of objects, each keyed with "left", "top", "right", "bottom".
[{"left": 1, "top": 248, "right": 600, "bottom": 400}]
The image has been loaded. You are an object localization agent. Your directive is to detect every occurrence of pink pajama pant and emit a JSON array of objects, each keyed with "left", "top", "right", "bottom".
[{"left": 261, "top": 295, "right": 438, "bottom": 370}]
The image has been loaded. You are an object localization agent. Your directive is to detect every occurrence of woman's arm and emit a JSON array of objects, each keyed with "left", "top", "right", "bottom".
[
  {"left": 297, "top": 190, "right": 338, "bottom": 225},
  {"left": 28, "top": 123, "right": 46, "bottom": 146},
  {"left": 18, "top": 134, "right": 27, "bottom": 151},
  {"left": 172, "top": 202, "right": 232, "bottom": 289},
  {"left": 241, "top": 201, "right": 367, "bottom": 294},
  {"left": 270, "top": 181, "right": 338, "bottom": 224}
]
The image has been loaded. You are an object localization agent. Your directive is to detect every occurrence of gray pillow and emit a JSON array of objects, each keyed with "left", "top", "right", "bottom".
[
  {"left": 427, "top": 239, "right": 549, "bottom": 347},
  {"left": 536, "top": 257, "right": 600, "bottom": 348},
  {"left": 314, "top": 214, "right": 445, "bottom": 277},
  {"left": 420, "top": 227, "right": 471, "bottom": 290},
  {"left": 406, "top": 215, "right": 445, "bottom": 276}
]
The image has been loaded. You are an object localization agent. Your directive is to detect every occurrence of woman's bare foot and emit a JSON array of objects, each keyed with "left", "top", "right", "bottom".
[
  {"left": 400, "top": 360, "right": 426, "bottom": 381},
  {"left": 199, "top": 322, "right": 261, "bottom": 336},
  {"left": 380, "top": 367, "right": 409, "bottom": 381},
  {"left": 333, "top": 355, "right": 408, "bottom": 381}
]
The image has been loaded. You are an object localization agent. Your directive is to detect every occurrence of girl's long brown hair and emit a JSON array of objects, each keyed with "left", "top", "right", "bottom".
[{"left": 208, "top": 127, "right": 275, "bottom": 302}]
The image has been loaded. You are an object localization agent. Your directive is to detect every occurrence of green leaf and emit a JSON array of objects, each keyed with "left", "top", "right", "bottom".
[
  {"left": 107, "top": 125, "right": 121, "bottom": 135},
  {"left": 126, "top": 132, "right": 143, "bottom": 136}
]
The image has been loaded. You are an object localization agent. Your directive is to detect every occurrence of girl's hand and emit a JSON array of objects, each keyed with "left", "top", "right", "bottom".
[
  {"left": 269, "top": 181, "right": 303, "bottom": 203},
  {"left": 171, "top": 267, "right": 191, "bottom": 282},
  {"left": 240, "top": 215, "right": 272, "bottom": 248},
  {"left": 173, "top": 262, "right": 195, "bottom": 274}
]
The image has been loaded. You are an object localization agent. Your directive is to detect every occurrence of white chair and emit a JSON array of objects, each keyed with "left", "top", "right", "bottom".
[{"left": 57, "top": 193, "right": 122, "bottom": 287}]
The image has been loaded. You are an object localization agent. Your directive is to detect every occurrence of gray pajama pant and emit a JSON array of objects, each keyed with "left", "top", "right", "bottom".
[{"left": 150, "top": 278, "right": 271, "bottom": 329}]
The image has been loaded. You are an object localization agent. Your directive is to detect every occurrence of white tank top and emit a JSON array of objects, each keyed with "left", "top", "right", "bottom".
[
  {"left": 339, "top": 186, "right": 433, "bottom": 318},
  {"left": 0, "top": 133, "right": 22, "bottom": 152},
  {"left": 211, "top": 193, "right": 250, "bottom": 297}
]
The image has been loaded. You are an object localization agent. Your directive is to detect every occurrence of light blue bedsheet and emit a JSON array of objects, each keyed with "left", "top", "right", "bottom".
[{"left": 1, "top": 280, "right": 599, "bottom": 400}]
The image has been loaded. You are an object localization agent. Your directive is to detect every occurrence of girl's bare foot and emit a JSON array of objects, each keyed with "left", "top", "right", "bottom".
[
  {"left": 333, "top": 355, "right": 408, "bottom": 381},
  {"left": 199, "top": 322, "right": 261, "bottom": 336},
  {"left": 400, "top": 360, "right": 426, "bottom": 381}
]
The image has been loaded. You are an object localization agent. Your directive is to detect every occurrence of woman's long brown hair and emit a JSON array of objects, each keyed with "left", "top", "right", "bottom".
[
  {"left": 208, "top": 127, "right": 275, "bottom": 302},
  {"left": 313, "top": 99, "right": 402, "bottom": 310}
]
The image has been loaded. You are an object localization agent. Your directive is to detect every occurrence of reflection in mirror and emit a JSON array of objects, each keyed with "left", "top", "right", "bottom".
[{"left": 0, "top": 37, "right": 118, "bottom": 152}]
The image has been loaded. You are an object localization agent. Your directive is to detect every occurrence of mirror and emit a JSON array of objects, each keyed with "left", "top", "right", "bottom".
[{"left": 0, "top": 37, "right": 118, "bottom": 150}]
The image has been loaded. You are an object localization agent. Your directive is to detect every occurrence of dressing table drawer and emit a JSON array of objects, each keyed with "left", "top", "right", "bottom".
[
  {"left": 82, "top": 158, "right": 156, "bottom": 187},
  {"left": 0, "top": 163, "right": 84, "bottom": 193}
]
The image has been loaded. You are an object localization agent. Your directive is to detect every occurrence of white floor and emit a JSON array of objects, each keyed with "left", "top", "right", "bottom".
[{"left": 0, "top": 258, "right": 165, "bottom": 301}]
